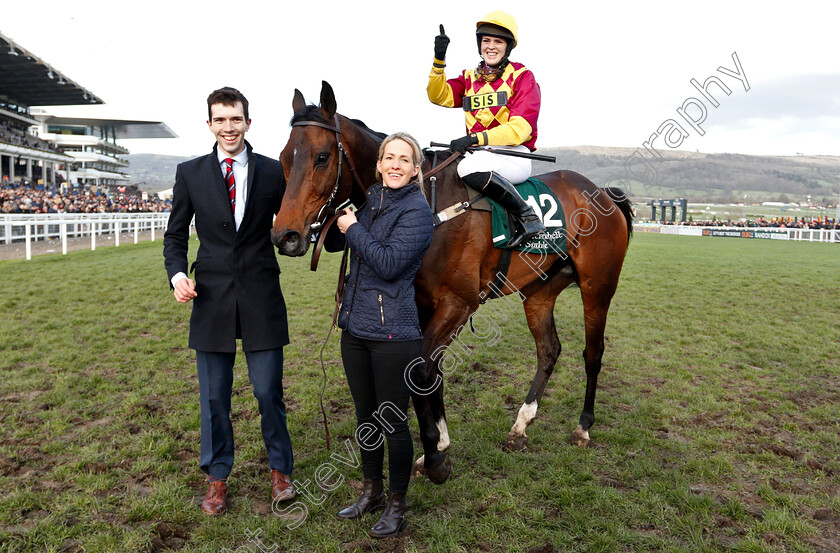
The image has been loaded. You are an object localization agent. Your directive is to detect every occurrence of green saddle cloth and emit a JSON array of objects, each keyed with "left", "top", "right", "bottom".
[{"left": 489, "top": 177, "right": 567, "bottom": 253}]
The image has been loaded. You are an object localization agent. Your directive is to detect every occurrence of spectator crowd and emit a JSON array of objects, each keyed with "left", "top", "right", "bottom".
[
  {"left": 1, "top": 184, "right": 170, "bottom": 214},
  {"left": 659, "top": 218, "right": 839, "bottom": 230}
]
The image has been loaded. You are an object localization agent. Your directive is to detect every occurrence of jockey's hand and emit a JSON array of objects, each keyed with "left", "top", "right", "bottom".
[
  {"left": 337, "top": 209, "right": 358, "bottom": 234},
  {"left": 434, "top": 24, "right": 449, "bottom": 61},
  {"left": 173, "top": 277, "right": 197, "bottom": 303},
  {"left": 449, "top": 134, "right": 478, "bottom": 154}
]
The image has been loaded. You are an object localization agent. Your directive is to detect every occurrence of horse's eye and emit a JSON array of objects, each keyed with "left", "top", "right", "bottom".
[{"left": 314, "top": 153, "right": 330, "bottom": 166}]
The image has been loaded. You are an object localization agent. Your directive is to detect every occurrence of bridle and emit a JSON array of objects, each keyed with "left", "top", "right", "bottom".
[{"left": 291, "top": 114, "right": 364, "bottom": 233}]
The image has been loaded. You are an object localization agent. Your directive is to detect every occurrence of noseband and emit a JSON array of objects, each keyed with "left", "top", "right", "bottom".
[{"left": 291, "top": 114, "right": 363, "bottom": 232}]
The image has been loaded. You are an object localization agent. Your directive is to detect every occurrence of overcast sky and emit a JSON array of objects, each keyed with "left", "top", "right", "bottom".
[{"left": 5, "top": 1, "right": 838, "bottom": 159}]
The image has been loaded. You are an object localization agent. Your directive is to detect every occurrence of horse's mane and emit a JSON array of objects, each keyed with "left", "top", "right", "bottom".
[
  {"left": 289, "top": 105, "right": 387, "bottom": 142},
  {"left": 289, "top": 104, "right": 330, "bottom": 126},
  {"left": 350, "top": 119, "right": 387, "bottom": 142}
]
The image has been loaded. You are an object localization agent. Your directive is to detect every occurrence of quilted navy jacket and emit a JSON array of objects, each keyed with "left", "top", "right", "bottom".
[{"left": 337, "top": 182, "right": 434, "bottom": 340}]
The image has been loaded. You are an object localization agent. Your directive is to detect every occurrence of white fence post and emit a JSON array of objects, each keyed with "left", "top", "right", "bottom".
[
  {"left": 633, "top": 223, "right": 840, "bottom": 244},
  {"left": 25, "top": 222, "right": 32, "bottom": 260},
  {"left": 1, "top": 213, "right": 190, "bottom": 259}
]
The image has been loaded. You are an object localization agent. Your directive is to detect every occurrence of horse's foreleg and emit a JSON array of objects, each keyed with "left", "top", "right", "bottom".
[
  {"left": 411, "top": 303, "right": 443, "bottom": 478},
  {"left": 410, "top": 375, "right": 451, "bottom": 484},
  {"left": 505, "top": 279, "right": 567, "bottom": 451},
  {"left": 572, "top": 291, "right": 611, "bottom": 447},
  {"left": 410, "top": 297, "right": 473, "bottom": 484}
]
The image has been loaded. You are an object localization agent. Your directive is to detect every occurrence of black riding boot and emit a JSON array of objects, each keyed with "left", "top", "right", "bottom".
[
  {"left": 462, "top": 171, "right": 545, "bottom": 249},
  {"left": 369, "top": 491, "right": 407, "bottom": 538},
  {"left": 337, "top": 479, "right": 385, "bottom": 519}
]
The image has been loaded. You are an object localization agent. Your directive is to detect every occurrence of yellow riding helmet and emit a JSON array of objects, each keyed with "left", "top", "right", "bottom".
[{"left": 475, "top": 10, "right": 519, "bottom": 50}]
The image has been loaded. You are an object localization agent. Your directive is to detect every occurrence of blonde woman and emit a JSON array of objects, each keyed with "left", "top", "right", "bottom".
[{"left": 335, "top": 132, "right": 434, "bottom": 537}]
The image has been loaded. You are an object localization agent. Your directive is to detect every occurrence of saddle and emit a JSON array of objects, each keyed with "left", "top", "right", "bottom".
[{"left": 432, "top": 173, "right": 567, "bottom": 255}]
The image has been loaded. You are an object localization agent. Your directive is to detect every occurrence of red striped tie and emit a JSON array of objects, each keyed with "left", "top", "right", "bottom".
[{"left": 224, "top": 158, "right": 235, "bottom": 213}]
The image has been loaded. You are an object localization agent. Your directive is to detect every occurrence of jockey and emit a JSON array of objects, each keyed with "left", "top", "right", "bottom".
[{"left": 427, "top": 10, "right": 545, "bottom": 248}]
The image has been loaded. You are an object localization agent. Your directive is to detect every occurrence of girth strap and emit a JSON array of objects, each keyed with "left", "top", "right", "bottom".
[{"left": 484, "top": 247, "right": 513, "bottom": 302}]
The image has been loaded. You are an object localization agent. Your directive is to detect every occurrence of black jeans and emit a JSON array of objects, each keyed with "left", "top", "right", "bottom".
[{"left": 341, "top": 331, "right": 419, "bottom": 494}]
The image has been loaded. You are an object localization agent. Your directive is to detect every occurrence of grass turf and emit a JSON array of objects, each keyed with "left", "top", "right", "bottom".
[{"left": 1, "top": 233, "right": 838, "bottom": 552}]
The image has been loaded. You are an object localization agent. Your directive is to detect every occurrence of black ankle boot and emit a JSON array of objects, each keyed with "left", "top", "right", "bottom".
[
  {"left": 462, "top": 171, "right": 545, "bottom": 249},
  {"left": 337, "top": 479, "right": 385, "bottom": 519},
  {"left": 369, "top": 491, "right": 407, "bottom": 538}
]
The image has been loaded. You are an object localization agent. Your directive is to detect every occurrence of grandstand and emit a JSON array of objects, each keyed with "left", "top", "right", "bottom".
[{"left": 0, "top": 30, "right": 175, "bottom": 195}]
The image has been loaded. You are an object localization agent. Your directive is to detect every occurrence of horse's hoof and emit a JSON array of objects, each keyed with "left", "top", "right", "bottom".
[
  {"left": 570, "top": 425, "right": 590, "bottom": 447},
  {"left": 504, "top": 433, "right": 528, "bottom": 452},
  {"left": 410, "top": 456, "right": 426, "bottom": 479},
  {"left": 424, "top": 454, "right": 452, "bottom": 485}
]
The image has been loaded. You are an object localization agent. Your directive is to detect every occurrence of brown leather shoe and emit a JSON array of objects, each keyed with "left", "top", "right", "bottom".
[
  {"left": 200, "top": 480, "right": 227, "bottom": 515},
  {"left": 271, "top": 470, "right": 295, "bottom": 502}
]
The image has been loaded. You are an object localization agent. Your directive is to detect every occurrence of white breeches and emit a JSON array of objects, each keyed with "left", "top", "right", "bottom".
[{"left": 457, "top": 145, "right": 532, "bottom": 184}]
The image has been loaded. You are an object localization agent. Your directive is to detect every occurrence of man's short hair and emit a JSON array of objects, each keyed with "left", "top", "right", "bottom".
[{"left": 207, "top": 87, "right": 249, "bottom": 121}]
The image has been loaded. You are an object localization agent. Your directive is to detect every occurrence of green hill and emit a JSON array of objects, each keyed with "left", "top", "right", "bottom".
[
  {"left": 127, "top": 148, "right": 840, "bottom": 205},
  {"left": 532, "top": 146, "right": 840, "bottom": 204}
]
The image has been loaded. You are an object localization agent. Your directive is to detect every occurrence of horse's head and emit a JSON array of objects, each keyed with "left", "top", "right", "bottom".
[{"left": 271, "top": 81, "right": 359, "bottom": 256}]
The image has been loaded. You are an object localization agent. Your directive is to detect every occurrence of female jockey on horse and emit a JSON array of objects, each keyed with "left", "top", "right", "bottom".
[{"left": 427, "top": 10, "right": 545, "bottom": 248}]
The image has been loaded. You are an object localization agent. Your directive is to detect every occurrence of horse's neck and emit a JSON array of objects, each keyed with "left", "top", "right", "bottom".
[{"left": 339, "top": 115, "right": 381, "bottom": 207}]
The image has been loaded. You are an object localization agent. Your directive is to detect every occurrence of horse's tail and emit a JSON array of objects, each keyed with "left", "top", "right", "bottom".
[{"left": 603, "top": 187, "right": 634, "bottom": 245}]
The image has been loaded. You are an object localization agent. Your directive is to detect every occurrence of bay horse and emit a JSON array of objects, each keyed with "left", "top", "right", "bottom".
[{"left": 272, "top": 81, "right": 633, "bottom": 484}]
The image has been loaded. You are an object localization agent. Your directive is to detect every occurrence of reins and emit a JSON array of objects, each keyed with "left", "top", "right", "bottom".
[
  {"left": 290, "top": 113, "right": 367, "bottom": 451},
  {"left": 423, "top": 149, "right": 462, "bottom": 181},
  {"left": 309, "top": 202, "right": 352, "bottom": 273}
]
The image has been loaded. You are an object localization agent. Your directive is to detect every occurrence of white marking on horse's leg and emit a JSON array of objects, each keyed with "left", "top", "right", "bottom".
[
  {"left": 436, "top": 418, "right": 450, "bottom": 452},
  {"left": 510, "top": 401, "right": 538, "bottom": 437},
  {"left": 571, "top": 424, "right": 590, "bottom": 447},
  {"left": 411, "top": 454, "right": 426, "bottom": 478}
]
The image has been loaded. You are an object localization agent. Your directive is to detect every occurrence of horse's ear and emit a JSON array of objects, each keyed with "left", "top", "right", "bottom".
[
  {"left": 319, "top": 81, "right": 337, "bottom": 119},
  {"left": 292, "top": 89, "right": 306, "bottom": 113}
]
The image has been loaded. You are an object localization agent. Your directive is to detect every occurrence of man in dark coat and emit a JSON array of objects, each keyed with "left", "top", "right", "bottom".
[{"left": 163, "top": 87, "right": 294, "bottom": 515}]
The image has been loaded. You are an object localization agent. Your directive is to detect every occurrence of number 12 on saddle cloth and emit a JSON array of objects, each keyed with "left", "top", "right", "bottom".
[{"left": 489, "top": 178, "right": 567, "bottom": 253}]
